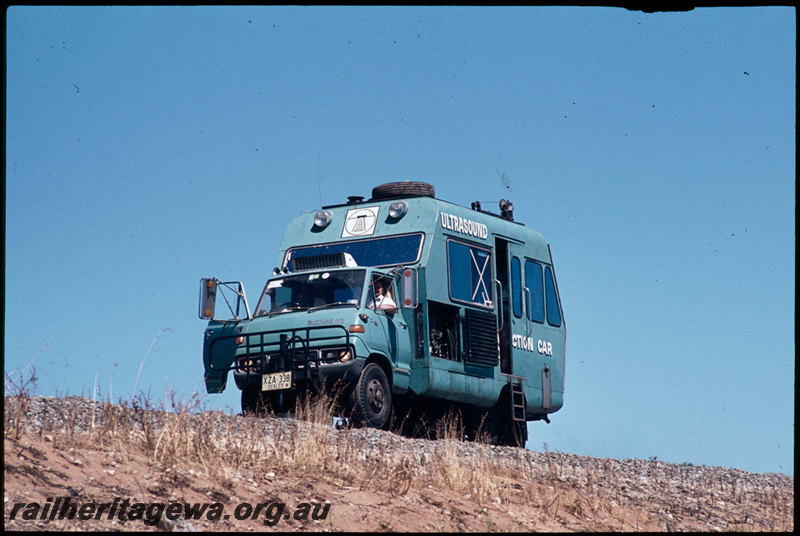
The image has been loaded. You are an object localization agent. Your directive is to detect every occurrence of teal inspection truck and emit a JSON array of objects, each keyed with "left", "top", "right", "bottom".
[{"left": 199, "top": 181, "right": 565, "bottom": 447}]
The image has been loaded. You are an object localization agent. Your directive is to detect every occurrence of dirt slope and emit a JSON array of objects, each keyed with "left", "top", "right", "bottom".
[{"left": 3, "top": 395, "right": 793, "bottom": 532}]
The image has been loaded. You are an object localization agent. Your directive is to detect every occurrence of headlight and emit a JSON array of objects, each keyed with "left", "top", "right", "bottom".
[
  {"left": 237, "top": 357, "right": 257, "bottom": 370},
  {"left": 388, "top": 201, "right": 408, "bottom": 219},
  {"left": 313, "top": 210, "right": 332, "bottom": 228},
  {"left": 321, "top": 350, "right": 339, "bottom": 361},
  {"left": 320, "top": 348, "right": 353, "bottom": 363}
]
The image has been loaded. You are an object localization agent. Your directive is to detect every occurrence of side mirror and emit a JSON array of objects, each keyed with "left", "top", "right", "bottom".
[
  {"left": 199, "top": 278, "right": 252, "bottom": 321},
  {"left": 199, "top": 278, "right": 217, "bottom": 319},
  {"left": 400, "top": 268, "right": 418, "bottom": 308}
]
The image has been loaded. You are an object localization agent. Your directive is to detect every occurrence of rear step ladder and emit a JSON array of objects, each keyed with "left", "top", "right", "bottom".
[{"left": 506, "top": 375, "right": 527, "bottom": 422}]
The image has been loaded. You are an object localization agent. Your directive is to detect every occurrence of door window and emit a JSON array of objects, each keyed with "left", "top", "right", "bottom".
[
  {"left": 524, "top": 260, "right": 545, "bottom": 323},
  {"left": 511, "top": 256, "right": 522, "bottom": 318},
  {"left": 545, "top": 266, "right": 562, "bottom": 327}
]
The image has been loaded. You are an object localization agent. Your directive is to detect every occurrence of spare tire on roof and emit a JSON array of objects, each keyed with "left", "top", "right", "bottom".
[{"left": 371, "top": 181, "right": 436, "bottom": 200}]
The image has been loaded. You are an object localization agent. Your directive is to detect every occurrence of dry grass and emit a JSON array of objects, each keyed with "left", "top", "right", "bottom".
[
  {"left": 5, "top": 377, "right": 501, "bottom": 507},
  {"left": 4, "top": 366, "right": 795, "bottom": 532},
  {"left": 4, "top": 365, "right": 37, "bottom": 440}
]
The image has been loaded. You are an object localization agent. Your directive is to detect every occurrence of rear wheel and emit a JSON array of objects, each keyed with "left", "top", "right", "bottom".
[
  {"left": 492, "top": 393, "right": 528, "bottom": 447},
  {"left": 509, "top": 417, "right": 528, "bottom": 448},
  {"left": 351, "top": 363, "right": 392, "bottom": 429}
]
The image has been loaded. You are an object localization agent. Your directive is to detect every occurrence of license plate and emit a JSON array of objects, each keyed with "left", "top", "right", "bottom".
[{"left": 262, "top": 371, "right": 292, "bottom": 391}]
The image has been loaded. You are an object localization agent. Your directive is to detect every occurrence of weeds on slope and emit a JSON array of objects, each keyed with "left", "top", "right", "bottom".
[
  {"left": 4, "top": 365, "right": 794, "bottom": 531},
  {"left": 4, "top": 368, "right": 503, "bottom": 508}
]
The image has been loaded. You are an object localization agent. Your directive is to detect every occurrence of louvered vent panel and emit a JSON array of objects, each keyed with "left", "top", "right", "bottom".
[
  {"left": 464, "top": 309, "right": 498, "bottom": 366},
  {"left": 293, "top": 252, "right": 346, "bottom": 271}
]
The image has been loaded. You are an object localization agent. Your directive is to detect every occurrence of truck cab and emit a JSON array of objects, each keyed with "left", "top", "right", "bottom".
[{"left": 199, "top": 181, "right": 565, "bottom": 447}]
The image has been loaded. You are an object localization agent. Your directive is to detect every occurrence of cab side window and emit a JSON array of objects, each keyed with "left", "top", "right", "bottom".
[
  {"left": 545, "top": 266, "right": 562, "bottom": 327},
  {"left": 369, "top": 276, "right": 397, "bottom": 311},
  {"left": 447, "top": 240, "right": 493, "bottom": 308},
  {"left": 525, "top": 260, "right": 544, "bottom": 323}
]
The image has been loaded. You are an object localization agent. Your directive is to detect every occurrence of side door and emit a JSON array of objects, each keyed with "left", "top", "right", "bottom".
[
  {"left": 519, "top": 258, "right": 565, "bottom": 410},
  {"left": 497, "top": 240, "right": 533, "bottom": 379},
  {"left": 368, "top": 273, "right": 412, "bottom": 376}
]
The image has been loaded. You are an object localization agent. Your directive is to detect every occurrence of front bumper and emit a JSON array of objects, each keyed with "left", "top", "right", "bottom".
[
  {"left": 232, "top": 351, "right": 365, "bottom": 391},
  {"left": 206, "top": 323, "right": 369, "bottom": 393}
]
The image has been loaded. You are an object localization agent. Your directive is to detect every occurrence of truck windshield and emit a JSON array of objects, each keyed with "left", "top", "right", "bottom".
[
  {"left": 285, "top": 233, "right": 424, "bottom": 270},
  {"left": 256, "top": 269, "right": 366, "bottom": 316}
]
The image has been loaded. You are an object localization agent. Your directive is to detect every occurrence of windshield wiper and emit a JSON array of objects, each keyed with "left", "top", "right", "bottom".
[
  {"left": 269, "top": 304, "right": 309, "bottom": 316},
  {"left": 307, "top": 302, "right": 358, "bottom": 313}
]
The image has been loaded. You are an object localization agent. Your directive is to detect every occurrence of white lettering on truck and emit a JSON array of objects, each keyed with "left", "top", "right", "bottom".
[
  {"left": 512, "top": 335, "right": 553, "bottom": 356},
  {"left": 512, "top": 334, "right": 535, "bottom": 352},
  {"left": 440, "top": 212, "right": 488, "bottom": 239}
]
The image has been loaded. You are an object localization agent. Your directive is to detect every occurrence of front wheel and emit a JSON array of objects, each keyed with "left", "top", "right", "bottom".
[{"left": 351, "top": 363, "right": 392, "bottom": 429}]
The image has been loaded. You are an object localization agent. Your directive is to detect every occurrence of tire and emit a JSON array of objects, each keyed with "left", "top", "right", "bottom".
[
  {"left": 371, "top": 181, "right": 435, "bottom": 200},
  {"left": 492, "top": 393, "right": 528, "bottom": 448},
  {"left": 509, "top": 417, "right": 528, "bottom": 448},
  {"left": 351, "top": 363, "right": 392, "bottom": 429}
]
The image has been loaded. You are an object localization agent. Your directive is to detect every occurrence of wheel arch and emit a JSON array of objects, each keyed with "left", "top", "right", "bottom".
[
  {"left": 364, "top": 353, "right": 394, "bottom": 389},
  {"left": 493, "top": 383, "right": 529, "bottom": 415}
]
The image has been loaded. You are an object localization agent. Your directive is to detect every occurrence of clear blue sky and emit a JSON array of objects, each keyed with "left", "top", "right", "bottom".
[{"left": 5, "top": 6, "right": 795, "bottom": 475}]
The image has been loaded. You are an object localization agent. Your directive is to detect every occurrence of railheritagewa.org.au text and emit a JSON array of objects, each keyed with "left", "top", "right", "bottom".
[{"left": 8, "top": 496, "right": 331, "bottom": 527}]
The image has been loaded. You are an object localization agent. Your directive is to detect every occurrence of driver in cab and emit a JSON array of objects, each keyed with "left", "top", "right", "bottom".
[{"left": 368, "top": 278, "right": 397, "bottom": 312}]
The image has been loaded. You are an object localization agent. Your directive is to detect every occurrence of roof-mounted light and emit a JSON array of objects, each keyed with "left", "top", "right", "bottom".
[
  {"left": 313, "top": 210, "right": 332, "bottom": 229},
  {"left": 499, "top": 199, "right": 514, "bottom": 221},
  {"left": 388, "top": 201, "right": 408, "bottom": 219}
]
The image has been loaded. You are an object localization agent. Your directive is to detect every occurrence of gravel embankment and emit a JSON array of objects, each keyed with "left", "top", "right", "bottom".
[{"left": 6, "top": 395, "right": 794, "bottom": 532}]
